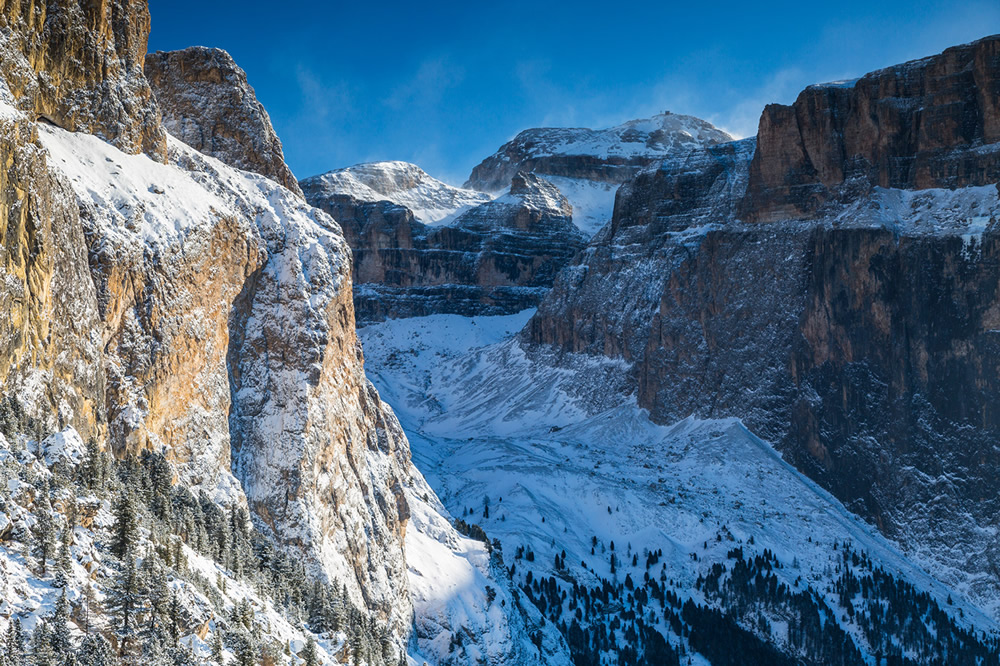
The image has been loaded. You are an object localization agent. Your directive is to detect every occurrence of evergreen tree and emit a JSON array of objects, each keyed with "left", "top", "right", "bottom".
[
  {"left": 29, "top": 621, "right": 55, "bottom": 666},
  {"left": 300, "top": 636, "right": 319, "bottom": 666},
  {"left": 108, "top": 559, "right": 146, "bottom": 658},
  {"left": 6, "top": 619, "right": 26, "bottom": 666},
  {"left": 111, "top": 491, "right": 139, "bottom": 560},
  {"left": 33, "top": 485, "right": 57, "bottom": 576},
  {"left": 210, "top": 631, "right": 224, "bottom": 665},
  {"left": 77, "top": 634, "right": 117, "bottom": 666},
  {"left": 50, "top": 590, "right": 74, "bottom": 657}
]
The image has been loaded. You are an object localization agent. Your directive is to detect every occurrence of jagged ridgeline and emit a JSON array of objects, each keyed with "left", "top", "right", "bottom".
[{"left": 0, "top": 2, "right": 565, "bottom": 665}]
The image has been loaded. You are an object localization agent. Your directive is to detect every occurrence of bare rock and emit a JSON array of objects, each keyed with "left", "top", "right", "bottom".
[{"left": 145, "top": 47, "right": 304, "bottom": 198}]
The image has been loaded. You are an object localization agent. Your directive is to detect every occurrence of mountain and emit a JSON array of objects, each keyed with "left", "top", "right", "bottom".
[
  {"left": 466, "top": 112, "right": 734, "bottom": 235},
  {"left": 302, "top": 161, "right": 491, "bottom": 226},
  {"left": 0, "top": 7, "right": 567, "bottom": 665},
  {"left": 303, "top": 167, "right": 586, "bottom": 323},
  {"left": 526, "top": 34, "right": 1000, "bottom": 618},
  {"left": 145, "top": 46, "right": 305, "bottom": 198}
]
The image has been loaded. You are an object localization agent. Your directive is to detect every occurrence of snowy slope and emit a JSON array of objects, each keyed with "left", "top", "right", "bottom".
[
  {"left": 358, "top": 312, "right": 1000, "bottom": 661},
  {"left": 301, "top": 161, "right": 492, "bottom": 226}
]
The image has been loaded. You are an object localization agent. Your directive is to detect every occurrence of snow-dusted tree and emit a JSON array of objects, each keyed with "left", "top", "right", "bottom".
[
  {"left": 54, "top": 536, "right": 73, "bottom": 588},
  {"left": 108, "top": 559, "right": 146, "bottom": 658},
  {"left": 77, "top": 634, "right": 118, "bottom": 666},
  {"left": 29, "top": 620, "right": 55, "bottom": 666},
  {"left": 300, "top": 636, "right": 319, "bottom": 666},
  {"left": 210, "top": 630, "right": 224, "bottom": 665},
  {"left": 33, "top": 485, "right": 57, "bottom": 576},
  {"left": 5, "top": 619, "right": 26, "bottom": 666},
  {"left": 50, "top": 589, "right": 75, "bottom": 657},
  {"left": 111, "top": 491, "right": 139, "bottom": 560}
]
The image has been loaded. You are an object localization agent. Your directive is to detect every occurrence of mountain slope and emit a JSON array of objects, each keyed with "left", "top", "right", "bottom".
[
  {"left": 302, "top": 161, "right": 491, "bottom": 226},
  {"left": 358, "top": 310, "right": 1000, "bottom": 664},
  {"left": 525, "top": 34, "right": 1000, "bottom": 622},
  {"left": 465, "top": 112, "right": 734, "bottom": 235}
]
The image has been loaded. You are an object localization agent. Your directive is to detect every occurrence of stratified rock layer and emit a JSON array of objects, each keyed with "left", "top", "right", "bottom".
[
  {"left": 526, "top": 35, "right": 1000, "bottom": 606},
  {"left": 465, "top": 111, "right": 733, "bottom": 193},
  {"left": 0, "top": 0, "right": 166, "bottom": 159},
  {"left": 145, "top": 47, "right": 304, "bottom": 197},
  {"left": 305, "top": 169, "right": 586, "bottom": 322},
  {"left": 743, "top": 36, "right": 1000, "bottom": 222}
]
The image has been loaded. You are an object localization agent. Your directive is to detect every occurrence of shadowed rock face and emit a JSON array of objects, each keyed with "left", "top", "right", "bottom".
[
  {"left": 305, "top": 170, "right": 586, "bottom": 322},
  {"left": 743, "top": 35, "right": 1000, "bottom": 222},
  {"left": 525, "top": 35, "right": 1000, "bottom": 605},
  {"left": 145, "top": 47, "right": 304, "bottom": 198}
]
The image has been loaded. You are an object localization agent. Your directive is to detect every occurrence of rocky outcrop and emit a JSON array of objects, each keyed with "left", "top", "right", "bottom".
[
  {"left": 525, "top": 36, "right": 1000, "bottom": 608},
  {"left": 743, "top": 35, "right": 1000, "bottom": 222},
  {"left": 305, "top": 168, "right": 586, "bottom": 322},
  {"left": 466, "top": 111, "right": 733, "bottom": 193},
  {"left": 0, "top": 95, "right": 106, "bottom": 441},
  {"left": 466, "top": 112, "right": 733, "bottom": 235},
  {"left": 303, "top": 160, "right": 490, "bottom": 225},
  {"left": 0, "top": 0, "right": 166, "bottom": 160},
  {"left": 145, "top": 47, "right": 304, "bottom": 198}
]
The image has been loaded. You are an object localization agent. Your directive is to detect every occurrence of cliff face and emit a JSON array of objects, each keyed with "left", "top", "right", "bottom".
[
  {"left": 0, "top": 3, "right": 415, "bottom": 644},
  {"left": 145, "top": 47, "right": 304, "bottom": 198},
  {"left": 305, "top": 168, "right": 586, "bottom": 322},
  {"left": 525, "top": 35, "right": 1000, "bottom": 602},
  {"left": 465, "top": 111, "right": 733, "bottom": 194},
  {"left": 743, "top": 36, "right": 1000, "bottom": 222},
  {"left": 0, "top": 0, "right": 166, "bottom": 159}
]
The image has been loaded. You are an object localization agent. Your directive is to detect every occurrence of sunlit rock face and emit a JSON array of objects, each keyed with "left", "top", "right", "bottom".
[
  {"left": 525, "top": 35, "right": 1000, "bottom": 603},
  {"left": 0, "top": 0, "right": 167, "bottom": 159},
  {"left": 145, "top": 46, "right": 305, "bottom": 198}
]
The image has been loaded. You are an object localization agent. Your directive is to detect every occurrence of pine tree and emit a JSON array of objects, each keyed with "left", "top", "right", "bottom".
[
  {"left": 210, "top": 630, "right": 224, "bottom": 665},
  {"left": 33, "top": 485, "right": 57, "bottom": 576},
  {"left": 111, "top": 491, "right": 139, "bottom": 560},
  {"left": 301, "top": 636, "right": 319, "bottom": 666},
  {"left": 6, "top": 619, "right": 26, "bottom": 666},
  {"left": 108, "top": 559, "right": 146, "bottom": 658},
  {"left": 77, "top": 634, "right": 117, "bottom": 666},
  {"left": 29, "top": 621, "right": 55, "bottom": 666},
  {"left": 54, "top": 536, "right": 73, "bottom": 588},
  {"left": 50, "top": 590, "right": 74, "bottom": 657}
]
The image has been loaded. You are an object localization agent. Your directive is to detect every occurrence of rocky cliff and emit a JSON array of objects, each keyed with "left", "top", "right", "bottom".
[
  {"left": 145, "top": 46, "right": 304, "bottom": 198},
  {"left": 0, "top": 5, "right": 571, "bottom": 659},
  {"left": 466, "top": 112, "right": 734, "bottom": 234},
  {"left": 304, "top": 167, "right": 586, "bottom": 322},
  {"left": 526, "top": 35, "right": 1000, "bottom": 607},
  {"left": 743, "top": 36, "right": 1000, "bottom": 222}
]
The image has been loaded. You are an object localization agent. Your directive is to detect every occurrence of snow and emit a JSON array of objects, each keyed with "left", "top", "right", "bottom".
[
  {"left": 542, "top": 176, "right": 619, "bottom": 236},
  {"left": 41, "top": 428, "right": 87, "bottom": 467},
  {"left": 303, "top": 161, "right": 492, "bottom": 226},
  {"left": 358, "top": 310, "right": 1000, "bottom": 660},
  {"left": 513, "top": 112, "right": 734, "bottom": 162}
]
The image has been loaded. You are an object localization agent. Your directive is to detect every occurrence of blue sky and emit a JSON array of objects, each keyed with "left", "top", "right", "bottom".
[{"left": 147, "top": 1, "right": 1000, "bottom": 185}]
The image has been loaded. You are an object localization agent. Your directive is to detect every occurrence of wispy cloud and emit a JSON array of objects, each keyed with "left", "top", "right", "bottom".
[{"left": 384, "top": 57, "right": 466, "bottom": 110}]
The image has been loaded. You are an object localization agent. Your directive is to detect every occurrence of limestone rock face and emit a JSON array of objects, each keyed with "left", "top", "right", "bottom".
[
  {"left": 524, "top": 37, "right": 1000, "bottom": 609},
  {"left": 145, "top": 47, "right": 304, "bottom": 198},
  {"left": 305, "top": 167, "right": 586, "bottom": 322},
  {"left": 743, "top": 34, "right": 1000, "bottom": 222},
  {"left": 0, "top": 0, "right": 166, "bottom": 160},
  {"left": 0, "top": 99, "right": 106, "bottom": 441},
  {"left": 465, "top": 111, "right": 734, "bottom": 194}
]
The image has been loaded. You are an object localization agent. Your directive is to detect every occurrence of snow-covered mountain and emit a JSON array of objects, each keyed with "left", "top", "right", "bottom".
[
  {"left": 0, "top": 4, "right": 567, "bottom": 664},
  {"left": 465, "top": 112, "right": 734, "bottom": 235},
  {"left": 302, "top": 161, "right": 491, "bottom": 226},
  {"left": 358, "top": 310, "right": 999, "bottom": 664},
  {"left": 303, "top": 168, "right": 586, "bottom": 323}
]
